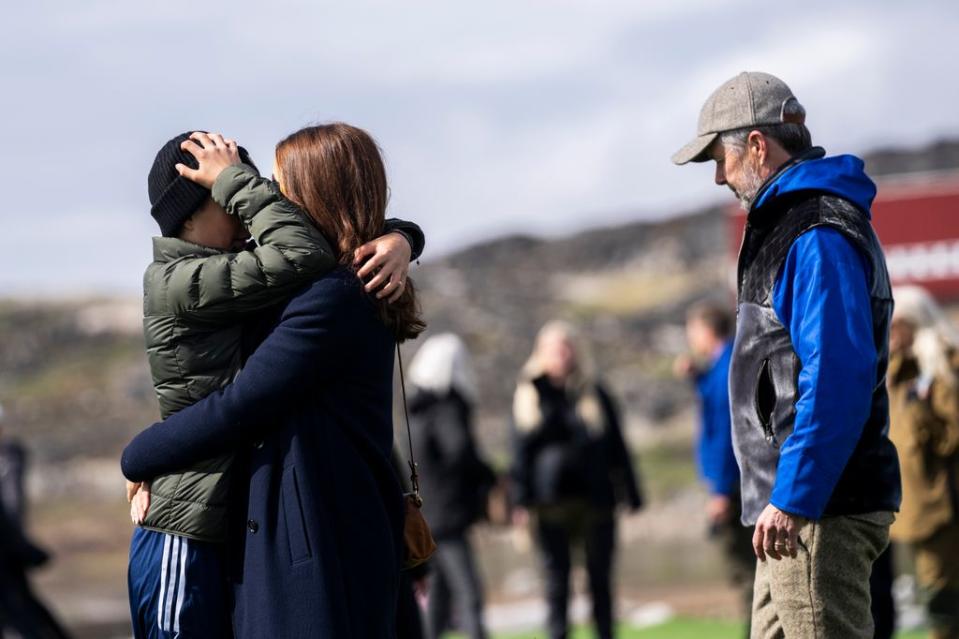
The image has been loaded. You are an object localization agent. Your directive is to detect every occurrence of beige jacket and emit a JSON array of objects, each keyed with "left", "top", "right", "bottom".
[{"left": 888, "top": 351, "right": 959, "bottom": 543}]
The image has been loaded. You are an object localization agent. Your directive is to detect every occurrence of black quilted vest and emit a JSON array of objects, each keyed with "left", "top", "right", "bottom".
[{"left": 731, "top": 185, "right": 901, "bottom": 525}]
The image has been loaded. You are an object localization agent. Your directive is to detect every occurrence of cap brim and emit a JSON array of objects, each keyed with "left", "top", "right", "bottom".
[{"left": 671, "top": 132, "right": 718, "bottom": 165}]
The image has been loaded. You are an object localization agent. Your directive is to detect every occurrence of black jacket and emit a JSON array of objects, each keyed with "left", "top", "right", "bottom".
[
  {"left": 410, "top": 390, "right": 495, "bottom": 539},
  {"left": 510, "top": 376, "right": 643, "bottom": 512}
]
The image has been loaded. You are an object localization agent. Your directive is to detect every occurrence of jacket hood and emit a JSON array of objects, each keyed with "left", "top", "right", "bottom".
[{"left": 753, "top": 148, "right": 877, "bottom": 218}]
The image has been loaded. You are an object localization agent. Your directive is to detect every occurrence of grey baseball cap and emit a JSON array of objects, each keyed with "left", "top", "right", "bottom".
[{"left": 672, "top": 71, "right": 806, "bottom": 165}]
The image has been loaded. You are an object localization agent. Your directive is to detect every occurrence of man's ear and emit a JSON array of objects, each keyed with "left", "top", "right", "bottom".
[{"left": 747, "top": 130, "right": 767, "bottom": 163}]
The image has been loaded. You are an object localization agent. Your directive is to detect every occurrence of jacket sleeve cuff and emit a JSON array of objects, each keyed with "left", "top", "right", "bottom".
[
  {"left": 709, "top": 481, "right": 738, "bottom": 498},
  {"left": 383, "top": 219, "right": 425, "bottom": 261},
  {"left": 391, "top": 230, "right": 416, "bottom": 256},
  {"left": 769, "top": 455, "right": 833, "bottom": 520},
  {"left": 211, "top": 164, "right": 260, "bottom": 210}
]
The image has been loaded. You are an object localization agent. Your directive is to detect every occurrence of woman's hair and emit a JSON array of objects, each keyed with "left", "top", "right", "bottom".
[
  {"left": 513, "top": 320, "right": 605, "bottom": 433},
  {"left": 275, "top": 123, "right": 425, "bottom": 341},
  {"left": 408, "top": 333, "right": 479, "bottom": 403},
  {"left": 521, "top": 320, "right": 595, "bottom": 386},
  {"left": 893, "top": 285, "right": 959, "bottom": 387}
]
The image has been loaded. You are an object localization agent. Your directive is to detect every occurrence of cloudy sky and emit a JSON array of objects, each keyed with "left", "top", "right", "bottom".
[{"left": 1, "top": 0, "right": 957, "bottom": 295}]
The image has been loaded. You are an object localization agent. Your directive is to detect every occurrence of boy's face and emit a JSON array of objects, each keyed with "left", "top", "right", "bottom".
[{"left": 180, "top": 198, "right": 249, "bottom": 251}]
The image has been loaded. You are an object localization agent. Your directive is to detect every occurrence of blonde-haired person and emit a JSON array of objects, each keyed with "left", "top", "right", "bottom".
[
  {"left": 889, "top": 286, "right": 959, "bottom": 639},
  {"left": 509, "top": 321, "right": 643, "bottom": 639}
]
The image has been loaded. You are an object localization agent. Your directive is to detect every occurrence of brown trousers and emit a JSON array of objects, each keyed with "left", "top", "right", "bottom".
[{"left": 751, "top": 512, "right": 893, "bottom": 639}]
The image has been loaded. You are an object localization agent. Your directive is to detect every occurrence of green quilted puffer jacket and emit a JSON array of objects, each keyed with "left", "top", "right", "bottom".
[{"left": 140, "top": 163, "right": 338, "bottom": 542}]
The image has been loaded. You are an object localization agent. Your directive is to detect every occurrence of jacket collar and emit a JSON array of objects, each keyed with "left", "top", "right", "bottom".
[
  {"left": 747, "top": 146, "right": 827, "bottom": 223},
  {"left": 152, "top": 236, "right": 226, "bottom": 263}
]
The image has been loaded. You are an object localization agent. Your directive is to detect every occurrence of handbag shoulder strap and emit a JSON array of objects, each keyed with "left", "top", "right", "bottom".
[{"left": 396, "top": 344, "right": 420, "bottom": 498}]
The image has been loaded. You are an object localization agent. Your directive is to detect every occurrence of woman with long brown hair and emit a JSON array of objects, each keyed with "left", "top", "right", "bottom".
[{"left": 122, "top": 123, "right": 424, "bottom": 638}]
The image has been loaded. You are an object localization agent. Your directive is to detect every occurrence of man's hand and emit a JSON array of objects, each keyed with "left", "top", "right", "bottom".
[
  {"left": 128, "top": 480, "right": 151, "bottom": 525},
  {"left": 413, "top": 576, "right": 429, "bottom": 608},
  {"left": 752, "top": 503, "right": 803, "bottom": 561},
  {"left": 176, "top": 132, "right": 242, "bottom": 189},
  {"left": 354, "top": 232, "right": 412, "bottom": 302},
  {"left": 673, "top": 354, "right": 696, "bottom": 379},
  {"left": 707, "top": 494, "right": 733, "bottom": 526},
  {"left": 511, "top": 506, "right": 530, "bottom": 529}
]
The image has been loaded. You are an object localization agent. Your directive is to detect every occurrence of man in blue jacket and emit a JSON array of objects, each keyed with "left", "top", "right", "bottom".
[
  {"left": 676, "top": 301, "right": 754, "bottom": 635},
  {"left": 673, "top": 72, "right": 901, "bottom": 637}
]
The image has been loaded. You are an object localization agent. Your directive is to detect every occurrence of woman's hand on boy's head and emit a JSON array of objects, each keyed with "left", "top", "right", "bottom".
[
  {"left": 354, "top": 232, "right": 412, "bottom": 303},
  {"left": 176, "top": 131, "right": 242, "bottom": 189}
]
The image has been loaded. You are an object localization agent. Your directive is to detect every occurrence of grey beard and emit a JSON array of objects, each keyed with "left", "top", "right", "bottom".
[{"left": 736, "top": 161, "right": 766, "bottom": 211}]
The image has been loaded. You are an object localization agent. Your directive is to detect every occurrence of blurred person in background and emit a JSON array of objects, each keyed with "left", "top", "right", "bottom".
[
  {"left": 674, "top": 302, "right": 754, "bottom": 636},
  {"left": 0, "top": 403, "right": 26, "bottom": 528},
  {"left": 673, "top": 72, "right": 900, "bottom": 638},
  {"left": 0, "top": 403, "right": 72, "bottom": 639},
  {"left": 888, "top": 286, "right": 959, "bottom": 639},
  {"left": 509, "top": 321, "right": 643, "bottom": 639},
  {"left": 408, "top": 333, "right": 494, "bottom": 639}
]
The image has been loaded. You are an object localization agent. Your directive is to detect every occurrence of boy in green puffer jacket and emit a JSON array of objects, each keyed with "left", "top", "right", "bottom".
[{"left": 126, "top": 131, "right": 424, "bottom": 639}]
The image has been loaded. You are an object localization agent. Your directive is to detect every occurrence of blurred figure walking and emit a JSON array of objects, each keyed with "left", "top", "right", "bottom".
[
  {"left": 888, "top": 286, "right": 959, "bottom": 639},
  {"left": 509, "top": 321, "right": 643, "bottom": 639},
  {"left": 409, "top": 334, "right": 495, "bottom": 639},
  {"left": 0, "top": 403, "right": 71, "bottom": 639},
  {"left": 675, "top": 302, "right": 754, "bottom": 636}
]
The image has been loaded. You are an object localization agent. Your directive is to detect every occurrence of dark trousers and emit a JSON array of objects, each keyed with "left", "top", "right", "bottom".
[
  {"left": 709, "top": 497, "right": 755, "bottom": 638},
  {"left": 397, "top": 570, "right": 426, "bottom": 639},
  {"left": 869, "top": 544, "right": 895, "bottom": 639},
  {"left": 536, "top": 512, "right": 615, "bottom": 639},
  {"left": 426, "top": 534, "right": 487, "bottom": 639},
  {"left": 0, "top": 568, "right": 71, "bottom": 639}
]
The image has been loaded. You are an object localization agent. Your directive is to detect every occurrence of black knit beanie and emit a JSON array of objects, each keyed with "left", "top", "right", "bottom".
[{"left": 148, "top": 132, "right": 257, "bottom": 237}]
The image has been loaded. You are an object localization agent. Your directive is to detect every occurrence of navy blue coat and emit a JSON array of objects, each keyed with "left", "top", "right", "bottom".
[{"left": 122, "top": 268, "right": 404, "bottom": 638}]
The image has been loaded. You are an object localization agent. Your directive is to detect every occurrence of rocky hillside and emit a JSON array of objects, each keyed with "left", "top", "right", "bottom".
[{"left": 414, "top": 204, "right": 730, "bottom": 452}]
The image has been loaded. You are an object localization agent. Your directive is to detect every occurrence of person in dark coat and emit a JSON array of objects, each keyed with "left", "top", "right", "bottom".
[
  {"left": 0, "top": 405, "right": 71, "bottom": 639},
  {"left": 509, "top": 321, "right": 643, "bottom": 639},
  {"left": 408, "top": 333, "right": 495, "bottom": 639},
  {"left": 0, "top": 406, "right": 26, "bottom": 528},
  {"left": 122, "top": 123, "right": 426, "bottom": 639}
]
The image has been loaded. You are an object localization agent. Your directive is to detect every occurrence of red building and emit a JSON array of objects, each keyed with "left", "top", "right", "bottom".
[{"left": 729, "top": 171, "right": 959, "bottom": 300}]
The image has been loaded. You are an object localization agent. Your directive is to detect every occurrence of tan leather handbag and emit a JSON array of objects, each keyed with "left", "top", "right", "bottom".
[{"left": 397, "top": 345, "right": 437, "bottom": 570}]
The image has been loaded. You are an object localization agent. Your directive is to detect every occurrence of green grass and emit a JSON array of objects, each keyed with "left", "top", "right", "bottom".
[{"left": 449, "top": 619, "right": 927, "bottom": 638}]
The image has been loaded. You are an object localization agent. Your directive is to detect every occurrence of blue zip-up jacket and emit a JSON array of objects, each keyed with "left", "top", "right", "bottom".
[
  {"left": 695, "top": 341, "right": 740, "bottom": 497},
  {"left": 755, "top": 153, "right": 881, "bottom": 519}
]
